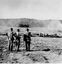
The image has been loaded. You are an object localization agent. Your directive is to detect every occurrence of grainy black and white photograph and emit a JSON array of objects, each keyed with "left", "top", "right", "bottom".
[{"left": 0, "top": 0, "right": 62, "bottom": 64}]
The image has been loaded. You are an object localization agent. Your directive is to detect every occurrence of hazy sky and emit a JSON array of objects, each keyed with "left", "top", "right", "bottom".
[{"left": 0, "top": 0, "right": 62, "bottom": 20}]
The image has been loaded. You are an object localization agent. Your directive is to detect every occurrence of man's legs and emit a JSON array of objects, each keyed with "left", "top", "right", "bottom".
[
  {"left": 17, "top": 43, "right": 20, "bottom": 51},
  {"left": 11, "top": 40, "right": 13, "bottom": 51},
  {"left": 9, "top": 40, "right": 12, "bottom": 51},
  {"left": 26, "top": 42, "right": 28, "bottom": 51},
  {"left": 28, "top": 42, "right": 30, "bottom": 51},
  {"left": 9, "top": 43, "right": 11, "bottom": 51},
  {"left": 17, "top": 40, "right": 20, "bottom": 51}
]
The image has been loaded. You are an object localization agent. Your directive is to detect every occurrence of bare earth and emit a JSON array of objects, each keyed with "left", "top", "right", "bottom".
[{"left": 0, "top": 36, "right": 62, "bottom": 63}]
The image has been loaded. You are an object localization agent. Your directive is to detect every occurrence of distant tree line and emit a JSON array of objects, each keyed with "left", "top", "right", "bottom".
[{"left": 19, "top": 24, "right": 29, "bottom": 27}]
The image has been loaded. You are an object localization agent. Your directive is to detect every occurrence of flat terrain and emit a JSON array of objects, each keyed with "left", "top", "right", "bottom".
[
  {"left": 0, "top": 19, "right": 62, "bottom": 64},
  {"left": 0, "top": 36, "right": 62, "bottom": 63}
]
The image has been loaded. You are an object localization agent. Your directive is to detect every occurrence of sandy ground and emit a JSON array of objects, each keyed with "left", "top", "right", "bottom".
[
  {"left": 5, "top": 50, "right": 62, "bottom": 63},
  {"left": 0, "top": 37, "right": 62, "bottom": 63}
]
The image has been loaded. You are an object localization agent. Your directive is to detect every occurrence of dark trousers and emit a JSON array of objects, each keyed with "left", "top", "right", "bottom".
[
  {"left": 17, "top": 40, "right": 20, "bottom": 51},
  {"left": 26, "top": 41, "right": 30, "bottom": 51},
  {"left": 9, "top": 40, "right": 13, "bottom": 51}
]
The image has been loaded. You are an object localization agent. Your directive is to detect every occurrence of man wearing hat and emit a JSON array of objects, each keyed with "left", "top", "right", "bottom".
[
  {"left": 16, "top": 29, "right": 21, "bottom": 51},
  {"left": 8, "top": 28, "right": 15, "bottom": 51},
  {"left": 24, "top": 28, "right": 31, "bottom": 51}
]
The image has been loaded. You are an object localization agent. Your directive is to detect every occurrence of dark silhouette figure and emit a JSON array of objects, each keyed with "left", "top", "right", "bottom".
[
  {"left": 9, "top": 28, "right": 15, "bottom": 51},
  {"left": 24, "top": 28, "right": 31, "bottom": 51},
  {"left": 16, "top": 29, "right": 21, "bottom": 51}
]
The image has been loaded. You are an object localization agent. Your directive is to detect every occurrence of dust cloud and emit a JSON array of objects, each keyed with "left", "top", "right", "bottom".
[{"left": 47, "top": 20, "right": 62, "bottom": 31}]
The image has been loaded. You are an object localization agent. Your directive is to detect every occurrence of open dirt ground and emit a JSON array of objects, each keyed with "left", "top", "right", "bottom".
[{"left": 0, "top": 36, "right": 62, "bottom": 63}]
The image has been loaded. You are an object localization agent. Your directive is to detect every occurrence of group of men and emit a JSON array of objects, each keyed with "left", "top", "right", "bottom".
[{"left": 7, "top": 28, "right": 31, "bottom": 52}]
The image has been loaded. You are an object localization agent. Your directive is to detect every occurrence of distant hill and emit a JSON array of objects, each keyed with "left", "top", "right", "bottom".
[
  {"left": 0, "top": 18, "right": 50, "bottom": 27},
  {"left": 0, "top": 18, "right": 62, "bottom": 34}
]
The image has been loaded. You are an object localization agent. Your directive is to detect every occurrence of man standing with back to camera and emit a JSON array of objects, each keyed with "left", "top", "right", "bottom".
[
  {"left": 24, "top": 28, "right": 31, "bottom": 51},
  {"left": 16, "top": 29, "right": 21, "bottom": 51},
  {"left": 8, "top": 28, "right": 15, "bottom": 51}
]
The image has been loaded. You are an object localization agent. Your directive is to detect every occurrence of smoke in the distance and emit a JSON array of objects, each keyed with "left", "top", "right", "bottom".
[{"left": 47, "top": 20, "right": 62, "bottom": 31}]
